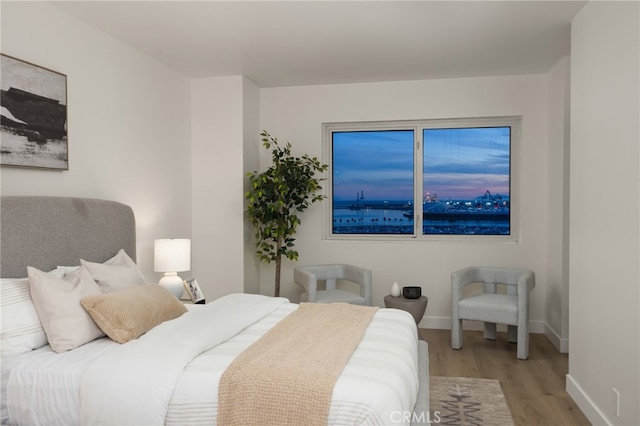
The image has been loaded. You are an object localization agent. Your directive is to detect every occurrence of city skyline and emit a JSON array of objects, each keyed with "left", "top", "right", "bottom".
[{"left": 332, "top": 127, "right": 510, "bottom": 201}]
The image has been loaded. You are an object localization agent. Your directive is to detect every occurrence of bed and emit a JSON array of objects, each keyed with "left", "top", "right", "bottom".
[{"left": 0, "top": 196, "right": 429, "bottom": 425}]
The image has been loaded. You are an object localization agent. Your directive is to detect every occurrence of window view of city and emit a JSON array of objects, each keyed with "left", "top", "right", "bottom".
[
  {"left": 332, "top": 130, "right": 414, "bottom": 235},
  {"left": 422, "top": 127, "right": 511, "bottom": 235},
  {"left": 331, "top": 126, "right": 511, "bottom": 236}
]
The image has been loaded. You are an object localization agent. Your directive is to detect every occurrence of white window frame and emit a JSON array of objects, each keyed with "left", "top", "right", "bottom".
[{"left": 322, "top": 116, "right": 521, "bottom": 243}]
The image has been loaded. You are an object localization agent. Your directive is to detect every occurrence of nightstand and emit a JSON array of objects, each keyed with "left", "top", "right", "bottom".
[{"left": 384, "top": 295, "right": 428, "bottom": 325}]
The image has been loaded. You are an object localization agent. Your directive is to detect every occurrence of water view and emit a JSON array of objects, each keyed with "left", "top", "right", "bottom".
[{"left": 333, "top": 191, "right": 510, "bottom": 235}]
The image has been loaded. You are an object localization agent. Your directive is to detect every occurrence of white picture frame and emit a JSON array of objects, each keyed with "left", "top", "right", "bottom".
[{"left": 183, "top": 278, "right": 205, "bottom": 304}]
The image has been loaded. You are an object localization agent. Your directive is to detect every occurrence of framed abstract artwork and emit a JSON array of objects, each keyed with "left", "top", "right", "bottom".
[{"left": 1, "top": 54, "right": 68, "bottom": 170}]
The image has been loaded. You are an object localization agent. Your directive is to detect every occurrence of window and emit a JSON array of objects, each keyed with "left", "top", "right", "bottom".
[
  {"left": 332, "top": 129, "right": 415, "bottom": 235},
  {"left": 324, "top": 117, "right": 520, "bottom": 241}
]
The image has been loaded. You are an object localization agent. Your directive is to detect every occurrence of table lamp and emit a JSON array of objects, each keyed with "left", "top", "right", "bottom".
[{"left": 154, "top": 238, "right": 191, "bottom": 298}]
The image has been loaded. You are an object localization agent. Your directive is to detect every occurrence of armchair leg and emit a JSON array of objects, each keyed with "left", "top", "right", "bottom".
[
  {"left": 517, "top": 325, "right": 529, "bottom": 360},
  {"left": 507, "top": 325, "right": 517, "bottom": 343},
  {"left": 484, "top": 322, "right": 497, "bottom": 340},
  {"left": 451, "top": 319, "right": 463, "bottom": 349}
]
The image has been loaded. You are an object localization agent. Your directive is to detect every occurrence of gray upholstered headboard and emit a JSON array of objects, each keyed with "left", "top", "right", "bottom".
[{"left": 1, "top": 196, "right": 136, "bottom": 278}]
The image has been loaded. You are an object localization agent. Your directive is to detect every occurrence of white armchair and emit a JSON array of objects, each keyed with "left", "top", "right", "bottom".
[
  {"left": 451, "top": 266, "right": 535, "bottom": 360},
  {"left": 294, "top": 264, "right": 372, "bottom": 306}
]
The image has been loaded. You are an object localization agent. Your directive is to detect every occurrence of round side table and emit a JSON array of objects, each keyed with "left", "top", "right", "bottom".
[{"left": 384, "top": 294, "right": 428, "bottom": 325}]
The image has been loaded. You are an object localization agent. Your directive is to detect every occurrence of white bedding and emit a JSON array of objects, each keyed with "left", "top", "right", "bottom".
[
  {"left": 2, "top": 337, "right": 118, "bottom": 425},
  {"left": 2, "top": 294, "right": 419, "bottom": 425}
]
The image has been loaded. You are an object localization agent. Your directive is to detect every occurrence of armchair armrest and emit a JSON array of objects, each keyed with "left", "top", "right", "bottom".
[
  {"left": 451, "top": 267, "right": 481, "bottom": 302},
  {"left": 293, "top": 267, "right": 318, "bottom": 302}
]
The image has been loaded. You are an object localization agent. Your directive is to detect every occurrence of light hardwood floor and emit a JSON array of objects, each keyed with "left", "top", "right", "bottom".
[{"left": 420, "top": 329, "right": 591, "bottom": 426}]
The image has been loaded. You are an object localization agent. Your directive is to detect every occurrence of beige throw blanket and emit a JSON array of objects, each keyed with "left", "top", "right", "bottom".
[{"left": 217, "top": 302, "right": 378, "bottom": 426}]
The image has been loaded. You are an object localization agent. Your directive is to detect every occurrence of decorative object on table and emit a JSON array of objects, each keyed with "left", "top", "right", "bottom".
[
  {"left": 183, "top": 277, "right": 205, "bottom": 304},
  {"left": 154, "top": 238, "right": 191, "bottom": 298},
  {"left": 245, "top": 130, "right": 328, "bottom": 297},
  {"left": 1, "top": 54, "right": 68, "bottom": 170},
  {"left": 390, "top": 281, "right": 401, "bottom": 297},
  {"left": 402, "top": 286, "right": 421, "bottom": 299},
  {"left": 451, "top": 266, "right": 535, "bottom": 360}
]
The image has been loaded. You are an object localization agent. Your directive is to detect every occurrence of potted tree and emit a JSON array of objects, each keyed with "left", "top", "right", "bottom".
[{"left": 245, "top": 131, "right": 328, "bottom": 297}]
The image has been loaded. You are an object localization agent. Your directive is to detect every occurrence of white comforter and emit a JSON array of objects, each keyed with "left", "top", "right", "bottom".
[
  {"left": 80, "top": 293, "right": 287, "bottom": 425},
  {"left": 5, "top": 293, "right": 419, "bottom": 425}
]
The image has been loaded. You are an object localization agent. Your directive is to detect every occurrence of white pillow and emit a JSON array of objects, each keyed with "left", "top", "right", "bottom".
[
  {"left": 0, "top": 268, "right": 66, "bottom": 356},
  {"left": 81, "top": 249, "right": 146, "bottom": 293},
  {"left": 57, "top": 248, "right": 140, "bottom": 276},
  {"left": 48, "top": 268, "right": 68, "bottom": 279},
  {"left": 28, "top": 266, "right": 105, "bottom": 353},
  {"left": 104, "top": 249, "right": 139, "bottom": 268},
  {"left": 53, "top": 266, "right": 80, "bottom": 276},
  {"left": 0, "top": 277, "right": 48, "bottom": 355}
]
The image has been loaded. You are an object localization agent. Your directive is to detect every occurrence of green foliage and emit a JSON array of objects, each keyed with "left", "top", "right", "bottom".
[{"left": 245, "top": 130, "right": 328, "bottom": 296}]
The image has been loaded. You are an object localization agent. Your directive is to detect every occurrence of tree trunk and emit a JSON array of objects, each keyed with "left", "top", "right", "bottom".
[{"left": 274, "top": 238, "right": 282, "bottom": 297}]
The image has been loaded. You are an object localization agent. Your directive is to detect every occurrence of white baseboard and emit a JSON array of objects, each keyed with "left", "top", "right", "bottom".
[
  {"left": 419, "top": 316, "right": 452, "bottom": 330},
  {"left": 419, "top": 316, "right": 547, "bottom": 334},
  {"left": 566, "top": 374, "right": 611, "bottom": 425},
  {"left": 543, "top": 322, "right": 569, "bottom": 353}
]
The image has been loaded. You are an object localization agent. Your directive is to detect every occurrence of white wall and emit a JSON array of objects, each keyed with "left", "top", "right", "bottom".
[
  {"left": 191, "top": 76, "right": 246, "bottom": 300},
  {"left": 0, "top": 2, "right": 192, "bottom": 280},
  {"left": 568, "top": 2, "right": 640, "bottom": 425},
  {"left": 190, "top": 76, "right": 262, "bottom": 300},
  {"left": 242, "top": 78, "right": 261, "bottom": 295},
  {"left": 259, "top": 75, "right": 554, "bottom": 332},
  {"left": 546, "top": 57, "right": 571, "bottom": 353}
]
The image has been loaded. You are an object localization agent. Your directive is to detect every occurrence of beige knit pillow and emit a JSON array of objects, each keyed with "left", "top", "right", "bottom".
[{"left": 81, "top": 284, "right": 187, "bottom": 344}]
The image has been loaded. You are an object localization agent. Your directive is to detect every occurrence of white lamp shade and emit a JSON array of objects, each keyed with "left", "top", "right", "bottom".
[{"left": 154, "top": 239, "right": 191, "bottom": 272}]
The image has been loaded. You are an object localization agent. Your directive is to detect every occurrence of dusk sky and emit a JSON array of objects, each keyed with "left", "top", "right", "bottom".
[{"left": 332, "top": 127, "right": 510, "bottom": 201}]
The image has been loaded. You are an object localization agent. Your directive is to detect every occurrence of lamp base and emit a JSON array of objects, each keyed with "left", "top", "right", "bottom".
[{"left": 159, "top": 272, "right": 184, "bottom": 298}]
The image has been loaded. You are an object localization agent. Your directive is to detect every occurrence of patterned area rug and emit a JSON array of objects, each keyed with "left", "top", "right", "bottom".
[{"left": 429, "top": 376, "right": 514, "bottom": 426}]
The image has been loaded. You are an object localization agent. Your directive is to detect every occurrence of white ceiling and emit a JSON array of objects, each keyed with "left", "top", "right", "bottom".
[{"left": 53, "top": 1, "right": 587, "bottom": 88}]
